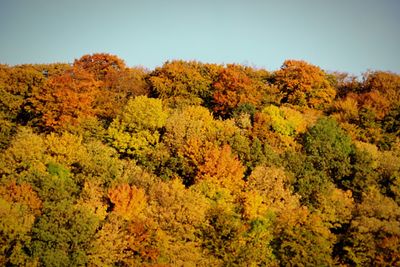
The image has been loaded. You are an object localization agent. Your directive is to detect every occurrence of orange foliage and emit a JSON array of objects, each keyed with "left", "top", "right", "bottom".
[
  {"left": 73, "top": 53, "right": 126, "bottom": 81},
  {"left": 108, "top": 183, "right": 147, "bottom": 221},
  {"left": 74, "top": 54, "right": 150, "bottom": 120},
  {"left": 357, "top": 91, "right": 391, "bottom": 119},
  {"left": 252, "top": 112, "right": 272, "bottom": 141},
  {"left": 0, "top": 180, "right": 42, "bottom": 215},
  {"left": 363, "top": 71, "right": 400, "bottom": 98},
  {"left": 196, "top": 144, "right": 245, "bottom": 193},
  {"left": 274, "top": 60, "right": 336, "bottom": 109},
  {"left": 126, "top": 220, "right": 160, "bottom": 261},
  {"left": 212, "top": 64, "right": 264, "bottom": 117},
  {"left": 30, "top": 67, "right": 100, "bottom": 129},
  {"left": 95, "top": 67, "right": 150, "bottom": 120}
]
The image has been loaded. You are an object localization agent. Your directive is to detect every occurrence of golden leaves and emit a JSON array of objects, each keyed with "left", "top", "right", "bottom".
[
  {"left": 108, "top": 184, "right": 147, "bottom": 221},
  {"left": 196, "top": 144, "right": 245, "bottom": 193},
  {"left": 275, "top": 60, "right": 336, "bottom": 109},
  {"left": 0, "top": 180, "right": 42, "bottom": 215}
]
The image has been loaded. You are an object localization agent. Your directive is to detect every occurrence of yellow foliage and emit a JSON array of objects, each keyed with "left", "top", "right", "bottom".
[
  {"left": 77, "top": 180, "right": 108, "bottom": 220},
  {"left": 246, "top": 166, "right": 300, "bottom": 214},
  {"left": 191, "top": 180, "right": 236, "bottom": 212},
  {"left": 149, "top": 60, "right": 214, "bottom": 108},
  {"left": 107, "top": 96, "right": 167, "bottom": 158},
  {"left": 354, "top": 141, "right": 379, "bottom": 168},
  {"left": 317, "top": 186, "right": 355, "bottom": 228},
  {"left": 108, "top": 184, "right": 147, "bottom": 221},
  {"left": 261, "top": 105, "right": 306, "bottom": 136},
  {"left": 164, "top": 105, "right": 216, "bottom": 150},
  {"left": 45, "top": 132, "right": 87, "bottom": 166},
  {"left": 0, "top": 127, "right": 47, "bottom": 176},
  {"left": 333, "top": 96, "right": 359, "bottom": 122},
  {"left": 240, "top": 191, "right": 269, "bottom": 220},
  {"left": 87, "top": 218, "right": 128, "bottom": 266},
  {"left": 147, "top": 179, "right": 209, "bottom": 265},
  {"left": 280, "top": 106, "right": 307, "bottom": 134},
  {"left": 196, "top": 145, "right": 245, "bottom": 194},
  {"left": 149, "top": 179, "right": 208, "bottom": 235}
]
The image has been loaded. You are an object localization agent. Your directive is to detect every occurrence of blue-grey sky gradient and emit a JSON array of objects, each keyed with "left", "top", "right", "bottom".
[{"left": 0, "top": 0, "right": 399, "bottom": 75}]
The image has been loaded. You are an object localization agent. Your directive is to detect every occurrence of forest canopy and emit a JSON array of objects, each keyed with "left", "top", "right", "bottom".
[{"left": 0, "top": 53, "right": 399, "bottom": 266}]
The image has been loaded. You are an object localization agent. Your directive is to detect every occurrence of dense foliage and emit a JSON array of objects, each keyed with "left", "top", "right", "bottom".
[{"left": 0, "top": 54, "right": 399, "bottom": 266}]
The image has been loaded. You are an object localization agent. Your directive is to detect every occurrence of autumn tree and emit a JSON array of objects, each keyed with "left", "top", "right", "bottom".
[
  {"left": 363, "top": 71, "right": 400, "bottom": 105},
  {"left": 29, "top": 67, "right": 100, "bottom": 130},
  {"left": 160, "top": 105, "right": 243, "bottom": 182},
  {"left": 261, "top": 105, "right": 306, "bottom": 136},
  {"left": 163, "top": 105, "right": 217, "bottom": 151},
  {"left": 195, "top": 144, "right": 245, "bottom": 193},
  {"left": 73, "top": 53, "right": 151, "bottom": 121},
  {"left": 107, "top": 96, "right": 167, "bottom": 164},
  {"left": 317, "top": 186, "right": 355, "bottom": 229},
  {"left": 33, "top": 63, "right": 72, "bottom": 78},
  {"left": 108, "top": 183, "right": 147, "bottom": 221},
  {"left": 1, "top": 54, "right": 400, "bottom": 266},
  {"left": 0, "top": 127, "right": 47, "bottom": 178},
  {"left": 245, "top": 166, "right": 300, "bottom": 215},
  {"left": 146, "top": 179, "right": 210, "bottom": 265},
  {"left": 149, "top": 60, "right": 217, "bottom": 107},
  {"left": 73, "top": 53, "right": 126, "bottom": 81},
  {"left": 272, "top": 207, "right": 336, "bottom": 266},
  {"left": 0, "top": 65, "right": 49, "bottom": 146},
  {"left": 341, "top": 145, "right": 380, "bottom": 200},
  {"left": 377, "top": 148, "right": 400, "bottom": 205},
  {"left": 200, "top": 205, "right": 276, "bottom": 266},
  {"left": 31, "top": 201, "right": 100, "bottom": 266},
  {"left": 212, "top": 64, "right": 266, "bottom": 117},
  {"left": 274, "top": 60, "right": 336, "bottom": 109},
  {"left": 0, "top": 181, "right": 42, "bottom": 265},
  {"left": 341, "top": 188, "right": 400, "bottom": 266},
  {"left": 329, "top": 71, "right": 361, "bottom": 98}
]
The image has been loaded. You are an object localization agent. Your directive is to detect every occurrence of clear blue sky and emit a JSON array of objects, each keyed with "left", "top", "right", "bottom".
[{"left": 0, "top": 0, "right": 399, "bottom": 75}]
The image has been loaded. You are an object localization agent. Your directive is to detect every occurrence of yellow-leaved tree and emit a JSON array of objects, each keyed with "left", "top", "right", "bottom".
[{"left": 107, "top": 96, "right": 167, "bottom": 163}]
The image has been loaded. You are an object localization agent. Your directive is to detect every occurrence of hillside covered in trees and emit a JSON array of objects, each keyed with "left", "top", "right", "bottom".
[{"left": 0, "top": 53, "right": 399, "bottom": 266}]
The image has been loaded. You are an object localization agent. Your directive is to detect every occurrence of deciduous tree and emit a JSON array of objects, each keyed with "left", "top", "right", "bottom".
[{"left": 274, "top": 60, "right": 336, "bottom": 109}]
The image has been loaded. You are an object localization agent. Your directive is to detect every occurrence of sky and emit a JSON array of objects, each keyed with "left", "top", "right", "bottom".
[{"left": 0, "top": 0, "right": 399, "bottom": 75}]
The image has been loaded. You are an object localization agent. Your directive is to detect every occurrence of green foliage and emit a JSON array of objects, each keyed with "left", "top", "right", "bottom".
[
  {"left": 303, "top": 117, "right": 354, "bottom": 183},
  {"left": 31, "top": 202, "right": 100, "bottom": 266},
  {"left": 272, "top": 208, "right": 336, "bottom": 266},
  {"left": 283, "top": 150, "right": 331, "bottom": 207},
  {"left": 343, "top": 147, "right": 379, "bottom": 200}
]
